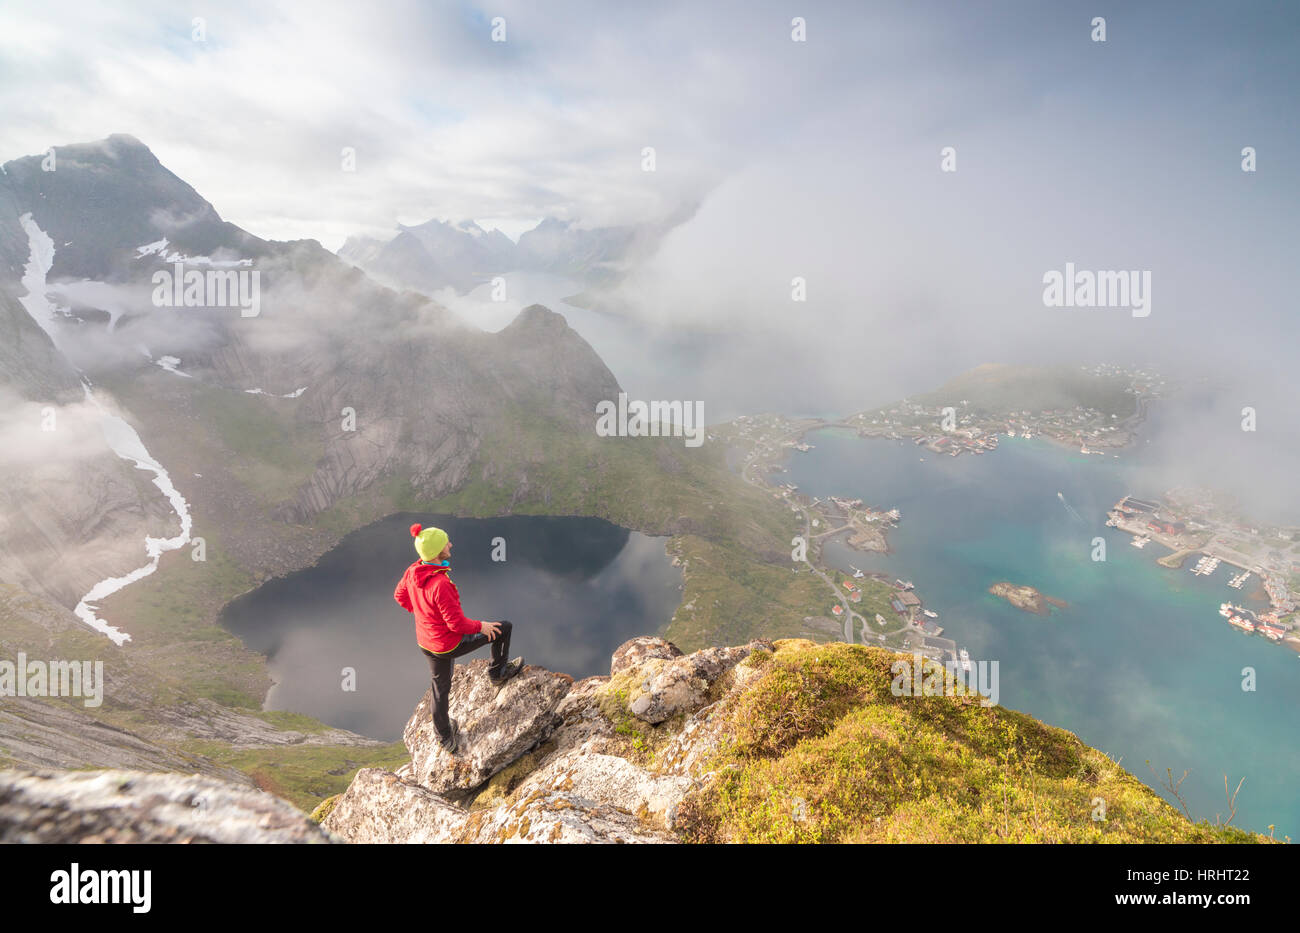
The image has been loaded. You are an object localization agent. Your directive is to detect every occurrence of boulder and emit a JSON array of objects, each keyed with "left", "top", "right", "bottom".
[
  {"left": 462, "top": 788, "right": 671, "bottom": 844},
  {"left": 610, "top": 636, "right": 682, "bottom": 676},
  {"left": 404, "top": 659, "right": 573, "bottom": 793},
  {"left": 0, "top": 769, "right": 336, "bottom": 844},
  {"left": 514, "top": 742, "right": 695, "bottom": 829},
  {"left": 620, "top": 642, "right": 767, "bottom": 725},
  {"left": 657, "top": 651, "right": 772, "bottom": 777},
  {"left": 323, "top": 768, "right": 468, "bottom": 843}
]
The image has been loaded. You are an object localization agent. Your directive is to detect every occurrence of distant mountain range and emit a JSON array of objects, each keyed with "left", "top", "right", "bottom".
[{"left": 338, "top": 211, "right": 689, "bottom": 296}]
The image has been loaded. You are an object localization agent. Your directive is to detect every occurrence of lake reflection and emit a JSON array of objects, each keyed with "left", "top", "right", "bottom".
[{"left": 220, "top": 513, "right": 683, "bottom": 740}]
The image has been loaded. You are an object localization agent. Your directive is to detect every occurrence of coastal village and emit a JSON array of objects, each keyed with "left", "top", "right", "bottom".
[
  {"left": 1108, "top": 490, "right": 1300, "bottom": 650},
  {"left": 719, "top": 412, "right": 975, "bottom": 673},
  {"left": 843, "top": 364, "right": 1161, "bottom": 457},
  {"left": 716, "top": 364, "right": 1300, "bottom": 669}
]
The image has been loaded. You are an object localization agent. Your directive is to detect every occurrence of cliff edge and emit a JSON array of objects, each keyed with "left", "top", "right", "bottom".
[{"left": 320, "top": 637, "right": 1261, "bottom": 844}]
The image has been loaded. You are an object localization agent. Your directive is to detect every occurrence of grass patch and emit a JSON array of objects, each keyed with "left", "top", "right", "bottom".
[
  {"left": 675, "top": 641, "right": 1266, "bottom": 844},
  {"left": 182, "top": 739, "right": 409, "bottom": 813},
  {"left": 663, "top": 536, "right": 832, "bottom": 651}
]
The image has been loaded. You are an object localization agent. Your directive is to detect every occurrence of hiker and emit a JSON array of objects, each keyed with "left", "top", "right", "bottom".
[{"left": 393, "top": 523, "right": 524, "bottom": 753}]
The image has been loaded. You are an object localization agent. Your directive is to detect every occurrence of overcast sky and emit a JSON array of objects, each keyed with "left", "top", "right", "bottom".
[
  {"left": 3, "top": 0, "right": 1297, "bottom": 448},
  {"left": 3, "top": 1, "right": 1291, "bottom": 246}
]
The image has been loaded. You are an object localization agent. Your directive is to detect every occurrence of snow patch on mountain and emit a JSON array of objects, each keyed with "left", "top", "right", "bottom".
[
  {"left": 243, "top": 386, "right": 308, "bottom": 398},
  {"left": 18, "top": 215, "right": 192, "bottom": 645},
  {"left": 17, "top": 213, "right": 57, "bottom": 339},
  {"left": 74, "top": 381, "right": 193, "bottom": 646},
  {"left": 135, "top": 237, "right": 252, "bottom": 267},
  {"left": 154, "top": 356, "right": 192, "bottom": 378}
]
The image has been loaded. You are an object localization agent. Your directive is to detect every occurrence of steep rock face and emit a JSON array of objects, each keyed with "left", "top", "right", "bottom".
[
  {"left": 0, "top": 769, "right": 335, "bottom": 843},
  {"left": 0, "top": 134, "right": 265, "bottom": 281},
  {"left": 325, "top": 635, "right": 768, "bottom": 843}
]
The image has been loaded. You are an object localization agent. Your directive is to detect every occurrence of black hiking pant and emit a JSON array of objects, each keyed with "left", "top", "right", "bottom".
[{"left": 420, "top": 620, "right": 512, "bottom": 742}]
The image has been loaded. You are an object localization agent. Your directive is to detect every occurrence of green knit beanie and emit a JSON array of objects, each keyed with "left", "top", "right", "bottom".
[{"left": 410, "top": 523, "right": 449, "bottom": 562}]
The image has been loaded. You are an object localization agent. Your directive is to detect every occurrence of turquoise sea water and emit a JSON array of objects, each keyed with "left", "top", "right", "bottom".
[{"left": 785, "top": 427, "right": 1300, "bottom": 839}]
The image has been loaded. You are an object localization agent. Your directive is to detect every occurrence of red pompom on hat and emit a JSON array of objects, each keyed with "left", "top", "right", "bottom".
[{"left": 410, "top": 523, "right": 422, "bottom": 537}]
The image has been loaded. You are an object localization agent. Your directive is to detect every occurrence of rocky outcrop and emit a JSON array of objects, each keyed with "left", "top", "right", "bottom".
[
  {"left": 462, "top": 789, "right": 671, "bottom": 844},
  {"left": 323, "top": 764, "right": 674, "bottom": 844},
  {"left": 610, "top": 635, "right": 683, "bottom": 675},
  {"left": 404, "top": 660, "right": 573, "bottom": 793},
  {"left": 620, "top": 644, "right": 758, "bottom": 725},
  {"left": 324, "top": 635, "right": 769, "bottom": 844},
  {"left": 4, "top": 636, "right": 1257, "bottom": 844},
  {"left": 515, "top": 746, "right": 694, "bottom": 829},
  {"left": 0, "top": 768, "right": 336, "bottom": 843},
  {"left": 988, "top": 581, "right": 1068, "bottom": 615},
  {"left": 321, "top": 768, "right": 469, "bottom": 844}
]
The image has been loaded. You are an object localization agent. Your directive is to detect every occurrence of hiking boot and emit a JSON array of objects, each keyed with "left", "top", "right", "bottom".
[
  {"left": 437, "top": 718, "right": 459, "bottom": 754},
  {"left": 489, "top": 657, "right": 525, "bottom": 687}
]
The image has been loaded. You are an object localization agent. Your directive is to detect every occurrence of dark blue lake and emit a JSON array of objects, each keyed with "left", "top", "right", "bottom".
[{"left": 220, "top": 513, "right": 683, "bottom": 740}]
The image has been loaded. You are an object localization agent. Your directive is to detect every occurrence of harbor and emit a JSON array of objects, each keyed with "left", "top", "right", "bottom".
[{"left": 1108, "top": 494, "right": 1299, "bottom": 652}]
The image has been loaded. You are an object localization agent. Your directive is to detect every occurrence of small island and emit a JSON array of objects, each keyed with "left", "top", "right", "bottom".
[{"left": 989, "top": 581, "right": 1068, "bottom": 616}]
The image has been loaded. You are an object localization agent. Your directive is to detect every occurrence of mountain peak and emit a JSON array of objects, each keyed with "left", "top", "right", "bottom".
[{"left": 502, "top": 303, "right": 568, "bottom": 332}]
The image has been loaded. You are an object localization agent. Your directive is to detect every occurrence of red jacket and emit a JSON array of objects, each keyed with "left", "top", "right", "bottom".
[{"left": 393, "top": 561, "right": 484, "bottom": 653}]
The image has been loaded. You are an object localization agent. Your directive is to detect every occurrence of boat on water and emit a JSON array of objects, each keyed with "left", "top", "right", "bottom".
[
  {"left": 958, "top": 648, "right": 972, "bottom": 672},
  {"left": 850, "top": 565, "right": 865, "bottom": 579},
  {"left": 1221, "top": 603, "right": 1258, "bottom": 633},
  {"left": 1191, "top": 555, "right": 1221, "bottom": 576},
  {"left": 923, "top": 609, "right": 939, "bottom": 619},
  {"left": 1131, "top": 536, "right": 1149, "bottom": 548},
  {"left": 894, "top": 579, "right": 914, "bottom": 590}
]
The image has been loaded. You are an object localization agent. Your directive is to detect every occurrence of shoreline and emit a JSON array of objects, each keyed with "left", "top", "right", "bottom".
[{"left": 752, "top": 394, "right": 1297, "bottom": 664}]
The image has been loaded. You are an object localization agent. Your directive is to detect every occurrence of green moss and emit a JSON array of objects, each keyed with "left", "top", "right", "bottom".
[
  {"left": 675, "top": 641, "right": 1268, "bottom": 844},
  {"left": 471, "top": 749, "right": 547, "bottom": 810},
  {"left": 590, "top": 670, "right": 686, "bottom": 766},
  {"left": 310, "top": 794, "right": 340, "bottom": 823}
]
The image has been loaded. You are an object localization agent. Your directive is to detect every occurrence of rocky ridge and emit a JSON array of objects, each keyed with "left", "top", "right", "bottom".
[{"left": 322, "top": 635, "right": 770, "bottom": 843}]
